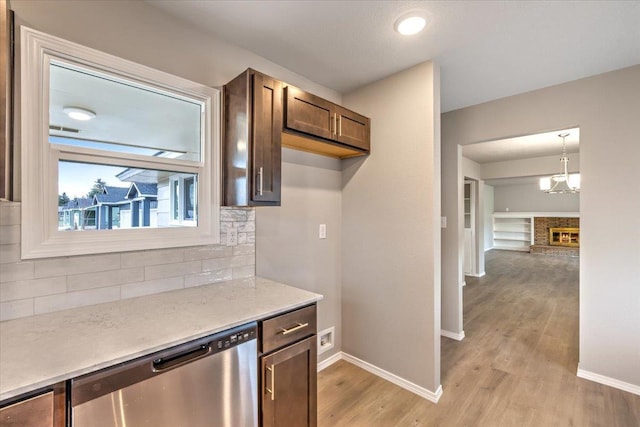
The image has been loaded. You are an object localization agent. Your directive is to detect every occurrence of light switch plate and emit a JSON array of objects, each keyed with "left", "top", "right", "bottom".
[
  {"left": 319, "top": 224, "right": 327, "bottom": 239},
  {"left": 441, "top": 216, "right": 447, "bottom": 228}
]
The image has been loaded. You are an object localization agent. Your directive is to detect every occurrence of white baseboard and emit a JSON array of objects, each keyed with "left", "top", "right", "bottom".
[
  {"left": 466, "top": 272, "right": 486, "bottom": 278},
  {"left": 341, "top": 352, "right": 443, "bottom": 403},
  {"left": 577, "top": 367, "right": 640, "bottom": 396},
  {"left": 441, "top": 329, "right": 465, "bottom": 341},
  {"left": 317, "top": 351, "right": 343, "bottom": 372}
]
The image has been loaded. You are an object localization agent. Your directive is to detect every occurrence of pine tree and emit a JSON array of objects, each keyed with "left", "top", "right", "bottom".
[
  {"left": 58, "top": 192, "right": 70, "bottom": 206},
  {"left": 87, "top": 178, "right": 107, "bottom": 198}
]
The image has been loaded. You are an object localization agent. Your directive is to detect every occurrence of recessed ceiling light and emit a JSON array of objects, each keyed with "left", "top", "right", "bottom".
[
  {"left": 63, "top": 106, "right": 96, "bottom": 121},
  {"left": 395, "top": 14, "right": 427, "bottom": 36}
]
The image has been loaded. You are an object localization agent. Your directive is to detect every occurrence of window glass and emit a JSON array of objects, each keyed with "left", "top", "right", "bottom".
[
  {"left": 58, "top": 160, "right": 198, "bottom": 230},
  {"left": 169, "top": 175, "right": 198, "bottom": 224},
  {"left": 184, "top": 177, "right": 196, "bottom": 220},
  {"left": 172, "top": 180, "right": 179, "bottom": 221},
  {"left": 49, "top": 62, "right": 202, "bottom": 162}
]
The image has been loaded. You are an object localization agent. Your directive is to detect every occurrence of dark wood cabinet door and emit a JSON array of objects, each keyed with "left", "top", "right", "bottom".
[
  {"left": 334, "top": 105, "right": 370, "bottom": 151},
  {"left": 251, "top": 72, "right": 282, "bottom": 204},
  {"left": 284, "top": 86, "right": 334, "bottom": 141},
  {"left": 223, "top": 68, "right": 281, "bottom": 206},
  {"left": 261, "top": 336, "right": 317, "bottom": 427},
  {"left": 284, "top": 85, "right": 370, "bottom": 155}
]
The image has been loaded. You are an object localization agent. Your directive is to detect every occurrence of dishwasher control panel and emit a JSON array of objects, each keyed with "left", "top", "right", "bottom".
[{"left": 213, "top": 324, "right": 257, "bottom": 353}]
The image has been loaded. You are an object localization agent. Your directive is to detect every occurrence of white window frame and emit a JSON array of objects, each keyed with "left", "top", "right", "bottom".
[
  {"left": 169, "top": 174, "right": 198, "bottom": 226},
  {"left": 21, "top": 27, "right": 220, "bottom": 259}
]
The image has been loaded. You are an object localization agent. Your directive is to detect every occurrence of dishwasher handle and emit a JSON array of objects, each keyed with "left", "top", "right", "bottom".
[{"left": 152, "top": 343, "right": 212, "bottom": 372}]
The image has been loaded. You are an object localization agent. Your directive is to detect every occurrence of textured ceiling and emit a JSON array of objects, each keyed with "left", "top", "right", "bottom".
[{"left": 148, "top": 1, "right": 640, "bottom": 112}]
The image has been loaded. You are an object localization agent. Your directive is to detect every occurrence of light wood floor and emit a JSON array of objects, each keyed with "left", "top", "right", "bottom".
[{"left": 318, "top": 250, "right": 640, "bottom": 426}]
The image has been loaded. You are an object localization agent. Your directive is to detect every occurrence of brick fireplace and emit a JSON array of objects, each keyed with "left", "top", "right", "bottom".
[{"left": 530, "top": 216, "right": 580, "bottom": 256}]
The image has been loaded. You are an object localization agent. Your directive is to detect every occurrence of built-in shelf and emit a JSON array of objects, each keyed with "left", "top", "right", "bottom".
[{"left": 493, "top": 213, "right": 534, "bottom": 251}]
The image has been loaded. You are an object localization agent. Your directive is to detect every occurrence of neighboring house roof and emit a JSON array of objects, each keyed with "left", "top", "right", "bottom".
[
  {"left": 93, "top": 186, "right": 129, "bottom": 205},
  {"left": 126, "top": 182, "right": 158, "bottom": 199},
  {"left": 59, "top": 197, "right": 93, "bottom": 210}
]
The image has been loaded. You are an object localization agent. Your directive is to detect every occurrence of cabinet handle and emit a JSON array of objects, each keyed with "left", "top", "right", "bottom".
[
  {"left": 338, "top": 115, "right": 342, "bottom": 136},
  {"left": 333, "top": 113, "right": 337, "bottom": 136},
  {"left": 258, "top": 167, "right": 264, "bottom": 196},
  {"left": 279, "top": 322, "right": 309, "bottom": 335},
  {"left": 266, "top": 364, "right": 275, "bottom": 401}
]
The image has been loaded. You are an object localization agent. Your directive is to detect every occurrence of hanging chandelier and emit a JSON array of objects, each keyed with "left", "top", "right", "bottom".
[{"left": 539, "top": 133, "right": 580, "bottom": 194}]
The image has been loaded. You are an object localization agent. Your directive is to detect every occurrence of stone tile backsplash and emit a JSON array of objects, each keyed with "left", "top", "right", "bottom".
[{"left": 0, "top": 202, "right": 255, "bottom": 321}]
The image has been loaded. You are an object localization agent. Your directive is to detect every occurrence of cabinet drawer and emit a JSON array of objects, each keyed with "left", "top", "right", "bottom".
[{"left": 261, "top": 305, "right": 316, "bottom": 353}]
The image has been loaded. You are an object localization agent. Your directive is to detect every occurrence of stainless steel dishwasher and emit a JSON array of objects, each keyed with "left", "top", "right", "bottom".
[{"left": 71, "top": 322, "right": 258, "bottom": 427}]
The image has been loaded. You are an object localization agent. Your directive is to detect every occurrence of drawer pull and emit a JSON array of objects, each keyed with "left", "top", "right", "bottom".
[
  {"left": 280, "top": 322, "right": 309, "bottom": 335},
  {"left": 266, "top": 364, "right": 275, "bottom": 400}
]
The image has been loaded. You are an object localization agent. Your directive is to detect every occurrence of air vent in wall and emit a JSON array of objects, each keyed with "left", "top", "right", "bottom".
[{"left": 49, "top": 125, "right": 80, "bottom": 133}]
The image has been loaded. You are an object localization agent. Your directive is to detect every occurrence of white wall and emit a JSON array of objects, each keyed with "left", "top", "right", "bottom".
[
  {"left": 493, "top": 183, "right": 579, "bottom": 212},
  {"left": 483, "top": 184, "right": 494, "bottom": 251},
  {"left": 341, "top": 62, "right": 441, "bottom": 394},
  {"left": 462, "top": 156, "right": 482, "bottom": 179},
  {"left": 442, "top": 65, "right": 640, "bottom": 389},
  {"left": 256, "top": 149, "right": 343, "bottom": 364}
]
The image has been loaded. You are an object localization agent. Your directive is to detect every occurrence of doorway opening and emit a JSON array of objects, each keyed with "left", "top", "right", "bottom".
[
  {"left": 460, "top": 127, "right": 580, "bottom": 277},
  {"left": 446, "top": 126, "right": 582, "bottom": 383}
]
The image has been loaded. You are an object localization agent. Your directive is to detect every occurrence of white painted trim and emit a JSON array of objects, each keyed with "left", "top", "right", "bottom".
[
  {"left": 461, "top": 281, "right": 466, "bottom": 287},
  {"left": 493, "top": 246, "right": 531, "bottom": 252},
  {"left": 317, "top": 351, "right": 343, "bottom": 372},
  {"left": 493, "top": 211, "right": 579, "bottom": 218},
  {"left": 577, "top": 367, "right": 640, "bottom": 396},
  {"left": 466, "top": 272, "right": 486, "bottom": 278},
  {"left": 341, "top": 353, "right": 443, "bottom": 403},
  {"left": 485, "top": 246, "right": 494, "bottom": 252},
  {"left": 20, "top": 27, "right": 220, "bottom": 259},
  {"left": 441, "top": 330, "right": 465, "bottom": 341}
]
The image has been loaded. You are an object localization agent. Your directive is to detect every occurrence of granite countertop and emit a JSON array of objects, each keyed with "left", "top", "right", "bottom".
[{"left": 0, "top": 277, "right": 322, "bottom": 402}]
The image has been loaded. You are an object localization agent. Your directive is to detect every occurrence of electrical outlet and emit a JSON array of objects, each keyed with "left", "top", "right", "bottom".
[
  {"left": 319, "top": 224, "right": 327, "bottom": 239},
  {"left": 226, "top": 227, "right": 238, "bottom": 246}
]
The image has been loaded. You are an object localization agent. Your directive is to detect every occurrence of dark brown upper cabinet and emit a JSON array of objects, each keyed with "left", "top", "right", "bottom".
[
  {"left": 223, "top": 69, "right": 282, "bottom": 206},
  {"left": 283, "top": 86, "right": 370, "bottom": 158}
]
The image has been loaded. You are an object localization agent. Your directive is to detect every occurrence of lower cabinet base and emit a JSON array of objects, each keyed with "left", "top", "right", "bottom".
[{"left": 260, "top": 336, "right": 317, "bottom": 427}]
